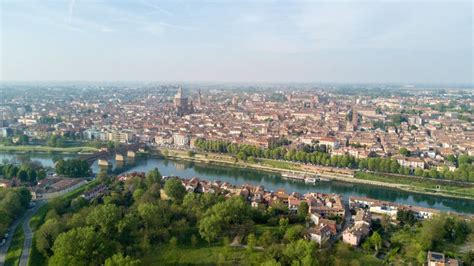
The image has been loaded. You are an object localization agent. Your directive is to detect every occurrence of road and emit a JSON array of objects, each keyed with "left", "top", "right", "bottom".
[
  {"left": 0, "top": 216, "right": 23, "bottom": 266},
  {"left": 18, "top": 201, "right": 45, "bottom": 266}
]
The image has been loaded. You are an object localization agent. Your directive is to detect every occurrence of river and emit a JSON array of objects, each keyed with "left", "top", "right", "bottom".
[{"left": 1, "top": 152, "right": 473, "bottom": 215}]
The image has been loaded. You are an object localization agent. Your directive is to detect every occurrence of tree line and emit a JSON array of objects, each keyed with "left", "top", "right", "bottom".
[
  {"left": 33, "top": 169, "right": 326, "bottom": 265},
  {"left": 32, "top": 168, "right": 473, "bottom": 265},
  {"left": 54, "top": 159, "right": 90, "bottom": 178},
  {"left": 193, "top": 139, "right": 474, "bottom": 182},
  {"left": 0, "top": 162, "right": 47, "bottom": 183},
  {"left": 0, "top": 187, "right": 31, "bottom": 237}
]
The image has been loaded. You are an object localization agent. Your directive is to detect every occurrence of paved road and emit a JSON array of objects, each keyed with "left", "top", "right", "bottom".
[
  {"left": 0, "top": 216, "right": 23, "bottom": 266},
  {"left": 18, "top": 201, "right": 45, "bottom": 266}
]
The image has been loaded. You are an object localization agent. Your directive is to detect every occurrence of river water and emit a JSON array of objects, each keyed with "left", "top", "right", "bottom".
[{"left": 1, "top": 152, "right": 473, "bottom": 214}]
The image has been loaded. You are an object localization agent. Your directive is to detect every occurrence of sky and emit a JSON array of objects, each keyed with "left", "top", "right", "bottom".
[{"left": 0, "top": 0, "right": 472, "bottom": 84}]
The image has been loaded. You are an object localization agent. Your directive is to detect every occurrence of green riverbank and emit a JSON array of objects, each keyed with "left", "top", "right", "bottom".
[
  {"left": 0, "top": 145, "right": 98, "bottom": 154},
  {"left": 157, "top": 148, "right": 474, "bottom": 200}
]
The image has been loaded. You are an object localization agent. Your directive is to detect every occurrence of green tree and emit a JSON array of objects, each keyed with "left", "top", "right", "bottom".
[
  {"left": 246, "top": 233, "right": 256, "bottom": 253},
  {"left": 17, "top": 169, "right": 28, "bottom": 182},
  {"left": 399, "top": 147, "right": 410, "bottom": 157},
  {"left": 49, "top": 226, "right": 111, "bottom": 266},
  {"left": 36, "top": 218, "right": 65, "bottom": 257},
  {"left": 297, "top": 201, "right": 309, "bottom": 221},
  {"left": 237, "top": 151, "right": 247, "bottom": 161},
  {"left": 282, "top": 239, "right": 317, "bottom": 265},
  {"left": 86, "top": 204, "right": 121, "bottom": 235},
  {"left": 370, "top": 231, "right": 382, "bottom": 252},
  {"left": 104, "top": 253, "right": 141, "bottom": 266},
  {"left": 169, "top": 236, "right": 178, "bottom": 248},
  {"left": 164, "top": 178, "right": 186, "bottom": 203},
  {"left": 191, "top": 234, "right": 198, "bottom": 247},
  {"left": 284, "top": 225, "right": 305, "bottom": 242},
  {"left": 146, "top": 168, "right": 162, "bottom": 188},
  {"left": 199, "top": 197, "right": 252, "bottom": 243},
  {"left": 37, "top": 169, "right": 47, "bottom": 180},
  {"left": 27, "top": 168, "right": 37, "bottom": 182},
  {"left": 259, "top": 230, "right": 274, "bottom": 248},
  {"left": 397, "top": 209, "right": 416, "bottom": 226}
]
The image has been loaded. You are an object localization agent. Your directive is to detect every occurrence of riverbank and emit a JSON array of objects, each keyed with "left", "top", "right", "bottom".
[
  {"left": 0, "top": 145, "right": 98, "bottom": 154},
  {"left": 155, "top": 148, "right": 474, "bottom": 200}
]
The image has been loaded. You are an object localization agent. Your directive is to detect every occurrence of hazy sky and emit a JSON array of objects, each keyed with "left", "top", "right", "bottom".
[{"left": 1, "top": 0, "right": 472, "bottom": 84}]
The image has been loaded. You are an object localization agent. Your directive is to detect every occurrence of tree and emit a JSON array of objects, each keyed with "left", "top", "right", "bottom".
[
  {"left": 199, "top": 214, "right": 222, "bottom": 243},
  {"left": 97, "top": 170, "right": 108, "bottom": 180},
  {"left": 284, "top": 225, "right": 305, "bottom": 242},
  {"left": 49, "top": 227, "right": 111, "bottom": 266},
  {"left": 133, "top": 188, "right": 145, "bottom": 202},
  {"left": 146, "top": 168, "right": 162, "bottom": 188},
  {"left": 237, "top": 151, "right": 247, "bottom": 161},
  {"left": 246, "top": 233, "right": 256, "bottom": 253},
  {"left": 191, "top": 234, "right": 198, "bottom": 247},
  {"left": 397, "top": 209, "right": 416, "bottom": 226},
  {"left": 169, "top": 236, "right": 178, "bottom": 248},
  {"left": 282, "top": 239, "right": 317, "bottom": 265},
  {"left": 370, "top": 231, "right": 382, "bottom": 252},
  {"left": 105, "top": 253, "right": 141, "bottom": 266},
  {"left": 86, "top": 204, "right": 121, "bottom": 235},
  {"left": 297, "top": 201, "right": 309, "bottom": 221},
  {"left": 55, "top": 159, "right": 90, "bottom": 178},
  {"left": 27, "top": 168, "right": 37, "bottom": 183},
  {"left": 399, "top": 147, "right": 410, "bottom": 157},
  {"left": 259, "top": 230, "right": 274, "bottom": 248},
  {"left": 36, "top": 218, "right": 65, "bottom": 257},
  {"left": 164, "top": 178, "right": 186, "bottom": 203},
  {"left": 17, "top": 169, "right": 28, "bottom": 182},
  {"left": 199, "top": 197, "right": 252, "bottom": 243},
  {"left": 279, "top": 217, "right": 289, "bottom": 234}
]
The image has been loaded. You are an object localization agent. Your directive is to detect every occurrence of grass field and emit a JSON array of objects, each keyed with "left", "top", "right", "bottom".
[
  {"left": 259, "top": 158, "right": 301, "bottom": 171},
  {"left": 355, "top": 172, "right": 474, "bottom": 198},
  {"left": 0, "top": 145, "right": 98, "bottom": 153},
  {"left": 4, "top": 218, "right": 25, "bottom": 266},
  {"left": 142, "top": 243, "right": 257, "bottom": 265}
]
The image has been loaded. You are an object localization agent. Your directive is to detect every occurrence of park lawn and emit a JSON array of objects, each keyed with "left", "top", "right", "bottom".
[
  {"left": 255, "top": 224, "right": 281, "bottom": 236},
  {"left": 354, "top": 172, "right": 474, "bottom": 199},
  {"left": 142, "top": 243, "right": 258, "bottom": 265},
  {"left": 259, "top": 159, "right": 301, "bottom": 171},
  {"left": 4, "top": 219, "right": 25, "bottom": 266},
  {"left": 0, "top": 145, "right": 98, "bottom": 153}
]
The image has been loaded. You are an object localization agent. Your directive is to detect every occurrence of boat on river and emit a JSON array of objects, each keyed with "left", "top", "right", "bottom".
[{"left": 281, "top": 172, "right": 305, "bottom": 181}]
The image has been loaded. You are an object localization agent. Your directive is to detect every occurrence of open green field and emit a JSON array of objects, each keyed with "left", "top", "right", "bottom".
[
  {"left": 142, "top": 243, "right": 257, "bottom": 265},
  {"left": 0, "top": 145, "right": 98, "bottom": 153},
  {"left": 355, "top": 172, "right": 474, "bottom": 199},
  {"left": 258, "top": 158, "right": 301, "bottom": 171},
  {"left": 4, "top": 218, "right": 25, "bottom": 266}
]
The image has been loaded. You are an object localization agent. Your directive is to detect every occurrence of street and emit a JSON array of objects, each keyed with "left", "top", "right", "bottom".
[{"left": 19, "top": 201, "right": 46, "bottom": 266}]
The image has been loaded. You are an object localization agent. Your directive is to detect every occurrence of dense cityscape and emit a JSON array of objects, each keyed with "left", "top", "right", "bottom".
[
  {"left": 1, "top": 0, "right": 473, "bottom": 265},
  {"left": 0, "top": 83, "right": 473, "bottom": 265}
]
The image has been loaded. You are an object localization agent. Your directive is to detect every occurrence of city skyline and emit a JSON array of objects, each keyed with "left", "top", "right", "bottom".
[{"left": 1, "top": 0, "right": 473, "bottom": 84}]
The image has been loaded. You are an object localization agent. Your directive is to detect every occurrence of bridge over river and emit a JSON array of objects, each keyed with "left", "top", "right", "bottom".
[{"left": 78, "top": 143, "right": 142, "bottom": 165}]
